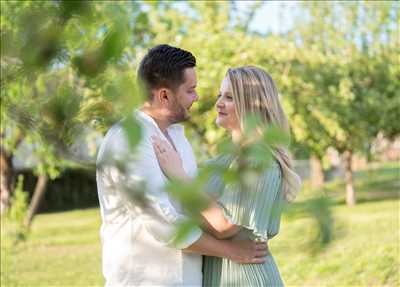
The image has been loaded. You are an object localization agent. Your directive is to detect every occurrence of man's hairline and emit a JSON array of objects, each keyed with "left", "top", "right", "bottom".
[{"left": 147, "top": 66, "right": 195, "bottom": 97}]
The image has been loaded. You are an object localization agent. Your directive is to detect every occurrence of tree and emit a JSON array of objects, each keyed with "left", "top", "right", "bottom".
[
  {"left": 1, "top": 0, "right": 336, "bottom": 250},
  {"left": 279, "top": 1, "right": 400, "bottom": 205},
  {"left": 0, "top": 1, "right": 148, "bottom": 225}
]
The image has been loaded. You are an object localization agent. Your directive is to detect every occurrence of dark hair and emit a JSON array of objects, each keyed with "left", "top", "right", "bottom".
[{"left": 138, "top": 44, "right": 196, "bottom": 97}]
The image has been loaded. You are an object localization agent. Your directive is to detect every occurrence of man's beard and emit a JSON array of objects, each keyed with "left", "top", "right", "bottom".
[{"left": 169, "top": 101, "right": 190, "bottom": 124}]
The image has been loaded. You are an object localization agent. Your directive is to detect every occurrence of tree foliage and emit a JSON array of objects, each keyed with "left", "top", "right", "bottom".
[{"left": 1, "top": 1, "right": 397, "bottom": 247}]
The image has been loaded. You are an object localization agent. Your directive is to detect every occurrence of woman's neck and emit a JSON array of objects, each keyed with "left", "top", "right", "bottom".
[{"left": 231, "top": 129, "right": 242, "bottom": 144}]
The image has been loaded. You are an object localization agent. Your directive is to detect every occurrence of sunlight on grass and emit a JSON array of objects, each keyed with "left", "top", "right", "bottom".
[
  {"left": 1, "top": 164, "right": 399, "bottom": 286},
  {"left": 1, "top": 209, "right": 103, "bottom": 287}
]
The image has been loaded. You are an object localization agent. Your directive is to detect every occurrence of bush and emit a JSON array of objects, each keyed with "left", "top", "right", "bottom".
[{"left": 7, "top": 175, "right": 29, "bottom": 241}]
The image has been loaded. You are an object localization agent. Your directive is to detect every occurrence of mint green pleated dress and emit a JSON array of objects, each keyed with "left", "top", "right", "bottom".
[{"left": 203, "top": 156, "right": 285, "bottom": 287}]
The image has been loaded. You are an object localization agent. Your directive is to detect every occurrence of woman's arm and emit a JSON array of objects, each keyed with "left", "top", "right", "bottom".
[
  {"left": 200, "top": 202, "right": 241, "bottom": 239},
  {"left": 152, "top": 135, "right": 242, "bottom": 239}
]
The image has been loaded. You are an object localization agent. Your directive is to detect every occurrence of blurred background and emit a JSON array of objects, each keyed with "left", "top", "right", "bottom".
[{"left": 1, "top": 1, "right": 399, "bottom": 286}]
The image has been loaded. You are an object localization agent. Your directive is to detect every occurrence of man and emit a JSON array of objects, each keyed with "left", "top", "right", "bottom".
[{"left": 96, "top": 44, "right": 267, "bottom": 286}]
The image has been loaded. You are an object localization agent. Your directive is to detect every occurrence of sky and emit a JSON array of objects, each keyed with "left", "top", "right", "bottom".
[
  {"left": 170, "top": 1, "right": 300, "bottom": 35},
  {"left": 238, "top": 1, "right": 299, "bottom": 34}
]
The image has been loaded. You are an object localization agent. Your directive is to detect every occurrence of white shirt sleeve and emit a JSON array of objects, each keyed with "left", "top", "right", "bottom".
[{"left": 101, "top": 125, "right": 202, "bottom": 249}]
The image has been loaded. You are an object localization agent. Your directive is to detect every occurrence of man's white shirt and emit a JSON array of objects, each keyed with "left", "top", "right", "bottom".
[{"left": 96, "top": 110, "right": 203, "bottom": 287}]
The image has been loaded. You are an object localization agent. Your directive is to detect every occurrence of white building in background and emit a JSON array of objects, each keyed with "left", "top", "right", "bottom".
[{"left": 13, "top": 128, "right": 102, "bottom": 170}]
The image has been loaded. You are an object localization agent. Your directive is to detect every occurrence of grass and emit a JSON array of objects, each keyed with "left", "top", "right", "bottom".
[
  {"left": 274, "top": 199, "right": 399, "bottom": 286},
  {"left": 321, "top": 162, "right": 400, "bottom": 204},
  {"left": 1, "top": 163, "right": 399, "bottom": 286},
  {"left": 1, "top": 209, "right": 103, "bottom": 287}
]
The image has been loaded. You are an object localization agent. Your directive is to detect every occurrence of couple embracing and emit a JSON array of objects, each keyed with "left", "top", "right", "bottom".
[{"left": 96, "top": 44, "right": 301, "bottom": 287}]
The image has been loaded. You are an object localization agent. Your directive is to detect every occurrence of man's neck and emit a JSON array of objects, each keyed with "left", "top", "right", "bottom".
[
  {"left": 140, "top": 105, "right": 170, "bottom": 133},
  {"left": 140, "top": 105, "right": 177, "bottom": 151}
]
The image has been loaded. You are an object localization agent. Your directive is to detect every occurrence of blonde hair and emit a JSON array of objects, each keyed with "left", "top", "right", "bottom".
[{"left": 227, "top": 66, "right": 301, "bottom": 202}]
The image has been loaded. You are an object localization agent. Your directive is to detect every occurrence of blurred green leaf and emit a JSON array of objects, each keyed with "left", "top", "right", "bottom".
[
  {"left": 217, "top": 137, "right": 237, "bottom": 155},
  {"left": 222, "top": 168, "right": 239, "bottom": 184},
  {"left": 166, "top": 179, "right": 210, "bottom": 216},
  {"left": 121, "top": 115, "right": 142, "bottom": 152},
  {"left": 39, "top": 85, "right": 82, "bottom": 147},
  {"left": 245, "top": 141, "right": 273, "bottom": 167},
  {"left": 284, "top": 196, "right": 334, "bottom": 253},
  {"left": 173, "top": 218, "right": 199, "bottom": 247},
  {"left": 243, "top": 114, "right": 263, "bottom": 134},
  {"left": 20, "top": 25, "right": 62, "bottom": 71},
  {"left": 101, "top": 29, "right": 126, "bottom": 62},
  {"left": 59, "top": 0, "right": 91, "bottom": 21},
  {"left": 73, "top": 50, "right": 107, "bottom": 77},
  {"left": 263, "top": 125, "right": 290, "bottom": 147}
]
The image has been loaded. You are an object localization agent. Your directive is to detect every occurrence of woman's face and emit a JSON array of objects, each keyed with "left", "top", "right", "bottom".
[{"left": 215, "top": 76, "right": 241, "bottom": 131}]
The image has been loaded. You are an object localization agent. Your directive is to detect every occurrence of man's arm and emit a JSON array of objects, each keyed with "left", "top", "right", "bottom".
[
  {"left": 101, "top": 127, "right": 201, "bottom": 248},
  {"left": 184, "top": 233, "right": 268, "bottom": 264}
]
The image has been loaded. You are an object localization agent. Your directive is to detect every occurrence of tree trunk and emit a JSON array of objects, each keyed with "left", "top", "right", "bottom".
[
  {"left": 0, "top": 132, "right": 24, "bottom": 215},
  {"left": 343, "top": 150, "right": 356, "bottom": 206},
  {"left": 0, "top": 147, "right": 14, "bottom": 215},
  {"left": 310, "top": 154, "right": 325, "bottom": 188},
  {"left": 24, "top": 174, "right": 49, "bottom": 228}
]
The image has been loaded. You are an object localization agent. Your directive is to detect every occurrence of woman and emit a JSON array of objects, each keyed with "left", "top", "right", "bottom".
[{"left": 153, "top": 66, "right": 301, "bottom": 286}]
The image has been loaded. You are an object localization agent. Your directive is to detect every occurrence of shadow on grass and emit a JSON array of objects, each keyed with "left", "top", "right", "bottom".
[
  {"left": 318, "top": 163, "right": 400, "bottom": 206},
  {"left": 353, "top": 165, "right": 400, "bottom": 180},
  {"left": 334, "top": 191, "right": 400, "bottom": 205},
  {"left": 356, "top": 178, "right": 399, "bottom": 192}
]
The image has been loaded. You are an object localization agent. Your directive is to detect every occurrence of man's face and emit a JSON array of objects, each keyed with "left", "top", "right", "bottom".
[{"left": 168, "top": 67, "right": 198, "bottom": 123}]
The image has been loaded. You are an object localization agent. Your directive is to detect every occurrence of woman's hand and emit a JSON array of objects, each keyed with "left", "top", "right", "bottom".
[{"left": 151, "top": 135, "right": 190, "bottom": 181}]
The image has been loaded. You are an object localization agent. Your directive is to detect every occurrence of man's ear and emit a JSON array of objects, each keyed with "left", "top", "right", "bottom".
[{"left": 154, "top": 88, "right": 169, "bottom": 105}]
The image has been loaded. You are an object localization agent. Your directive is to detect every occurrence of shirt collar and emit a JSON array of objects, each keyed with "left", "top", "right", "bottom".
[{"left": 134, "top": 109, "right": 184, "bottom": 133}]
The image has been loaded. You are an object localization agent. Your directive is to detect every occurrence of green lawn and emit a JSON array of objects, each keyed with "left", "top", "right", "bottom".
[
  {"left": 1, "top": 208, "right": 102, "bottom": 287},
  {"left": 1, "top": 163, "right": 399, "bottom": 286}
]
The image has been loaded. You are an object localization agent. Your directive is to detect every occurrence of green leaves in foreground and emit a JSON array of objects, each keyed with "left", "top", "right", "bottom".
[
  {"left": 40, "top": 86, "right": 82, "bottom": 148},
  {"left": 121, "top": 115, "right": 142, "bottom": 152},
  {"left": 166, "top": 178, "right": 211, "bottom": 218},
  {"left": 284, "top": 196, "right": 334, "bottom": 254},
  {"left": 72, "top": 28, "right": 127, "bottom": 77},
  {"left": 165, "top": 115, "right": 335, "bottom": 253},
  {"left": 172, "top": 218, "right": 201, "bottom": 248}
]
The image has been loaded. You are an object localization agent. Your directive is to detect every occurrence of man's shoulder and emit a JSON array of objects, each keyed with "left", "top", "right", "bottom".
[
  {"left": 103, "top": 114, "right": 155, "bottom": 144},
  {"left": 102, "top": 121, "right": 128, "bottom": 146},
  {"left": 96, "top": 122, "right": 126, "bottom": 164}
]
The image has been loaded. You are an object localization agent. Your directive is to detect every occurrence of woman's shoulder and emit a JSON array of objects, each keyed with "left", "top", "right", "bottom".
[
  {"left": 204, "top": 156, "right": 281, "bottom": 174},
  {"left": 203, "top": 154, "right": 233, "bottom": 167},
  {"left": 261, "top": 159, "right": 282, "bottom": 180}
]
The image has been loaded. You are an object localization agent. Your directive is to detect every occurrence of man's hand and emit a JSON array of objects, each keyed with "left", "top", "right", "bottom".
[{"left": 224, "top": 239, "right": 269, "bottom": 264}]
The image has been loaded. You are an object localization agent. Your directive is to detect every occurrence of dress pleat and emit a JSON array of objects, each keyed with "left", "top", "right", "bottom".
[{"left": 203, "top": 156, "right": 285, "bottom": 287}]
